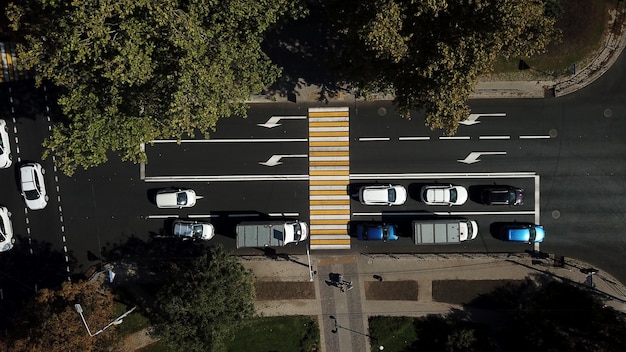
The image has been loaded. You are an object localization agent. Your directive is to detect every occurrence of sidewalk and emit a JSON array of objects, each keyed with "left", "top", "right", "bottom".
[
  {"left": 249, "top": 3, "right": 626, "bottom": 103},
  {"left": 242, "top": 253, "right": 626, "bottom": 352}
]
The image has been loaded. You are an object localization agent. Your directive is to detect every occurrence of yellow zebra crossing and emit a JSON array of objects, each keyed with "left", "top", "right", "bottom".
[
  {"left": 0, "top": 42, "right": 31, "bottom": 83},
  {"left": 308, "top": 107, "right": 351, "bottom": 250}
]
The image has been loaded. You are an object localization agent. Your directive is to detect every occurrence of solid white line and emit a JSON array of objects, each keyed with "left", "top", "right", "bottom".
[
  {"left": 359, "top": 137, "right": 390, "bottom": 141},
  {"left": 150, "top": 138, "right": 307, "bottom": 143},
  {"left": 144, "top": 175, "right": 309, "bottom": 182},
  {"left": 146, "top": 215, "right": 180, "bottom": 219},
  {"left": 399, "top": 136, "right": 430, "bottom": 141},
  {"left": 187, "top": 214, "right": 219, "bottom": 218},
  {"left": 350, "top": 172, "right": 536, "bottom": 180},
  {"left": 352, "top": 211, "right": 535, "bottom": 216},
  {"left": 519, "top": 135, "right": 551, "bottom": 139},
  {"left": 439, "top": 136, "right": 470, "bottom": 140},
  {"left": 479, "top": 136, "right": 510, "bottom": 140},
  {"left": 535, "top": 175, "right": 540, "bottom": 225}
]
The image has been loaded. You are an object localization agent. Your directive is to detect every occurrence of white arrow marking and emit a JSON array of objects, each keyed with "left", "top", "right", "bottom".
[
  {"left": 460, "top": 113, "right": 506, "bottom": 126},
  {"left": 457, "top": 151, "right": 507, "bottom": 164},
  {"left": 259, "top": 154, "right": 308, "bottom": 166},
  {"left": 258, "top": 115, "right": 307, "bottom": 128}
]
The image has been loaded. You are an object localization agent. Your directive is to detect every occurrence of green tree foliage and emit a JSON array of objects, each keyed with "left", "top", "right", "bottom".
[
  {"left": 5, "top": 280, "right": 117, "bottom": 352},
  {"left": 7, "top": 0, "right": 306, "bottom": 175},
  {"left": 328, "top": 0, "right": 560, "bottom": 134},
  {"left": 153, "top": 246, "right": 256, "bottom": 352}
]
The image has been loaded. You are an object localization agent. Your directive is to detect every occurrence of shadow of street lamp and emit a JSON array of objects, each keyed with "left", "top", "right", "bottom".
[
  {"left": 75, "top": 304, "right": 137, "bottom": 337},
  {"left": 329, "top": 315, "right": 384, "bottom": 350}
]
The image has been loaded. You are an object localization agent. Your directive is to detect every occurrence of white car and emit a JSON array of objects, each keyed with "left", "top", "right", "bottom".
[
  {"left": 0, "top": 207, "right": 15, "bottom": 252},
  {"left": 172, "top": 220, "right": 215, "bottom": 240},
  {"left": 156, "top": 188, "right": 198, "bottom": 208},
  {"left": 421, "top": 185, "right": 468, "bottom": 206},
  {"left": 0, "top": 119, "right": 13, "bottom": 168},
  {"left": 20, "top": 163, "right": 48, "bottom": 210},
  {"left": 358, "top": 185, "right": 407, "bottom": 206}
]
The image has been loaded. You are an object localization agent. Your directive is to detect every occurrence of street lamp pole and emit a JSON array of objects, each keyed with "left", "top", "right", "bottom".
[{"left": 74, "top": 303, "right": 137, "bottom": 337}]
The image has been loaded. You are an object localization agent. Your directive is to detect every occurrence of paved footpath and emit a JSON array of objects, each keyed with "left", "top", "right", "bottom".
[{"left": 243, "top": 253, "right": 626, "bottom": 352}]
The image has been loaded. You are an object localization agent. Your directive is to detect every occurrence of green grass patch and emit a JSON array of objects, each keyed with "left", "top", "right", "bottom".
[
  {"left": 368, "top": 316, "right": 417, "bottom": 352},
  {"left": 226, "top": 316, "right": 319, "bottom": 352},
  {"left": 492, "top": 0, "right": 611, "bottom": 76},
  {"left": 113, "top": 302, "right": 151, "bottom": 336}
]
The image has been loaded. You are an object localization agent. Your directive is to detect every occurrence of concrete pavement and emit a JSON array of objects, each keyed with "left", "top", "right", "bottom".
[{"left": 242, "top": 253, "right": 626, "bottom": 352}]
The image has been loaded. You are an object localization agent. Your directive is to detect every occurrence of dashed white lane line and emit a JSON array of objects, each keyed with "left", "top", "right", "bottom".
[
  {"left": 479, "top": 136, "right": 511, "bottom": 140},
  {"left": 359, "top": 137, "right": 390, "bottom": 141},
  {"left": 439, "top": 136, "right": 470, "bottom": 140},
  {"left": 519, "top": 135, "right": 551, "bottom": 139},
  {"left": 151, "top": 138, "right": 308, "bottom": 143},
  {"left": 399, "top": 136, "right": 430, "bottom": 141}
]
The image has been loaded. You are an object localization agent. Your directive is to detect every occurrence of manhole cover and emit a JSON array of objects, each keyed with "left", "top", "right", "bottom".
[
  {"left": 604, "top": 108, "right": 613, "bottom": 117},
  {"left": 377, "top": 107, "right": 387, "bottom": 116},
  {"left": 552, "top": 210, "right": 561, "bottom": 219},
  {"left": 549, "top": 129, "right": 558, "bottom": 138}
]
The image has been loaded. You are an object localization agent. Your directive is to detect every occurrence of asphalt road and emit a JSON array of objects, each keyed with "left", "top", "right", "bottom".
[{"left": 1, "top": 51, "right": 625, "bottom": 301}]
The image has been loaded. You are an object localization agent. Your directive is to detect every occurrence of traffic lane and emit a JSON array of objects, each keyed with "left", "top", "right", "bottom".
[
  {"left": 209, "top": 103, "right": 311, "bottom": 139},
  {"left": 349, "top": 138, "right": 556, "bottom": 174},
  {"left": 348, "top": 213, "right": 538, "bottom": 253},
  {"left": 348, "top": 177, "right": 535, "bottom": 207},
  {"left": 145, "top": 140, "right": 309, "bottom": 177}
]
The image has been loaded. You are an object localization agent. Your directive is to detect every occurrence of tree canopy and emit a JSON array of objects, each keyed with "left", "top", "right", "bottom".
[
  {"left": 7, "top": 0, "right": 306, "bottom": 175},
  {"left": 152, "top": 246, "right": 256, "bottom": 352},
  {"left": 4, "top": 280, "right": 117, "bottom": 352},
  {"left": 328, "top": 0, "right": 561, "bottom": 134}
]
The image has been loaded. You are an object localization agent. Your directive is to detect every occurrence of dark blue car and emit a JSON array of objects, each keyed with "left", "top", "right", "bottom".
[
  {"left": 500, "top": 224, "right": 545, "bottom": 243},
  {"left": 356, "top": 223, "right": 398, "bottom": 241}
]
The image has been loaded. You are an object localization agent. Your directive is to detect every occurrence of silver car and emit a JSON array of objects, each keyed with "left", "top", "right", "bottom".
[
  {"left": 172, "top": 220, "right": 215, "bottom": 240},
  {"left": 0, "top": 119, "right": 13, "bottom": 168},
  {"left": 0, "top": 207, "right": 15, "bottom": 252},
  {"left": 20, "top": 163, "right": 48, "bottom": 210}
]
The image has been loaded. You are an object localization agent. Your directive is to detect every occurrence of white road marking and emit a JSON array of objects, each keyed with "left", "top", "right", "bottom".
[
  {"left": 150, "top": 138, "right": 308, "bottom": 143},
  {"left": 144, "top": 175, "right": 309, "bottom": 182},
  {"left": 146, "top": 215, "right": 180, "bottom": 219},
  {"left": 359, "top": 137, "right": 390, "bottom": 141},
  {"left": 519, "top": 135, "right": 551, "bottom": 139},
  {"left": 479, "top": 136, "right": 510, "bottom": 140},
  {"left": 535, "top": 175, "right": 541, "bottom": 225},
  {"left": 269, "top": 212, "right": 300, "bottom": 217},
  {"left": 440, "top": 136, "right": 470, "bottom": 140},
  {"left": 399, "top": 136, "right": 430, "bottom": 141},
  {"left": 187, "top": 214, "right": 219, "bottom": 218},
  {"left": 353, "top": 211, "right": 535, "bottom": 216},
  {"left": 350, "top": 172, "right": 535, "bottom": 180}
]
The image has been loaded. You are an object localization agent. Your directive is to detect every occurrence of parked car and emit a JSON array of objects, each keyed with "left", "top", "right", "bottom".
[
  {"left": 156, "top": 188, "right": 198, "bottom": 208},
  {"left": 172, "top": 220, "right": 215, "bottom": 240},
  {"left": 420, "top": 185, "right": 468, "bottom": 206},
  {"left": 356, "top": 223, "right": 398, "bottom": 241},
  {"left": 481, "top": 186, "right": 524, "bottom": 206},
  {"left": 358, "top": 185, "right": 407, "bottom": 206},
  {"left": 20, "top": 163, "right": 48, "bottom": 210},
  {"left": 500, "top": 223, "right": 545, "bottom": 243},
  {"left": 0, "top": 120, "right": 12, "bottom": 168},
  {"left": 0, "top": 207, "right": 15, "bottom": 252}
]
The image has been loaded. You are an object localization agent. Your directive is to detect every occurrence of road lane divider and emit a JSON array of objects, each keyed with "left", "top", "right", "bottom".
[{"left": 309, "top": 107, "right": 351, "bottom": 250}]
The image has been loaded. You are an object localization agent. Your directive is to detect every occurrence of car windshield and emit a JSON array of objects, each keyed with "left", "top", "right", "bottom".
[
  {"left": 387, "top": 189, "right": 396, "bottom": 202},
  {"left": 449, "top": 189, "right": 457, "bottom": 202},
  {"left": 192, "top": 224, "right": 203, "bottom": 238},
  {"left": 529, "top": 228, "right": 536, "bottom": 242},
  {"left": 24, "top": 189, "right": 40, "bottom": 200},
  {"left": 176, "top": 192, "right": 188, "bottom": 205},
  {"left": 293, "top": 223, "right": 303, "bottom": 241},
  {"left": 0, "top": 217, "right": 5, "bottom": 238}
]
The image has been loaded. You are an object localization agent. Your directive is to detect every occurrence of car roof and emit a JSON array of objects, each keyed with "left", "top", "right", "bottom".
[{"left": 506, "top": 225, "right": 545, "bottom": 242}]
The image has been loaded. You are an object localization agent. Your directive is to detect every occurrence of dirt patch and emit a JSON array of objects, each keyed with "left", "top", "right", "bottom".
[
  {"left": 432, "top": 280, "right": 523, "bottom": 305},
  {"left": 255, "top": 281, "right": 316, "bottom": 300},
  {"left": 365, "top": 280, "right": 419, "bottom": 301}
]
